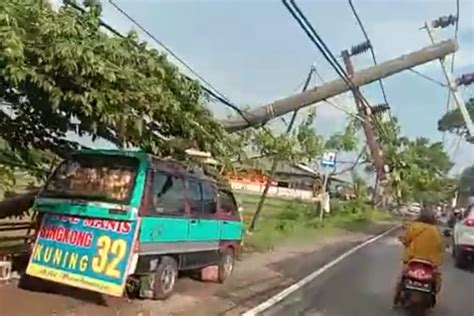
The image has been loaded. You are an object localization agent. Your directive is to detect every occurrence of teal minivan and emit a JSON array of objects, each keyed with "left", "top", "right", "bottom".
[{"left": 25, "top": 150, "right": 244, "bottom": 299}]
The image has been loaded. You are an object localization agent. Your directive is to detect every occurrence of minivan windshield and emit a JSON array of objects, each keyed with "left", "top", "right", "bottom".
[{"left": 41, "top": 154, "right": 139, "bottom": 204}]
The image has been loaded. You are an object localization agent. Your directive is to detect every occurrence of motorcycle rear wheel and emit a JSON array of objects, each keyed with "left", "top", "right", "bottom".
[{"left": 408, "top": 305, "right": 427, "bottom": 316}]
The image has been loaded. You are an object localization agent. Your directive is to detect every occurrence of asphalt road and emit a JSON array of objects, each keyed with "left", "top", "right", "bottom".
[{"left": 262, "top": 230, "right": 474, "bottom": 316}]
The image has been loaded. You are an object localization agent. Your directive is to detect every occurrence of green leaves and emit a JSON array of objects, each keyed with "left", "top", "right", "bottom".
[
  {"left": 325, "top": 119, "right": 358, "bottom": 152},
  {"left": 437, "top": 98, "right": 474, "bottom": 143},
  {"left": 0, "top": 0, "right": 228, "bottom": 169},
  {"left": 376, "top": 118, "right": 455, "bottom": 204}
]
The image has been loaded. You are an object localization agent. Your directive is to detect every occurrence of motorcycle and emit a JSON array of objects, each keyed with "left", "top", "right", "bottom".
[{"left": 399, "top": 259, "right": 437, "bottom": 315}]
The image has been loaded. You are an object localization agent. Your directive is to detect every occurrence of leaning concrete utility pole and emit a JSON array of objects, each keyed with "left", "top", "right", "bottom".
[
  {"left": 423, "top": 18, "right": 474, "bottom": 137},
  {"left": 341, "top": 48, "right": 385, "bottom": 182},
  {"left": 222, "top": 40, "right": 458, "bottom": 132}
]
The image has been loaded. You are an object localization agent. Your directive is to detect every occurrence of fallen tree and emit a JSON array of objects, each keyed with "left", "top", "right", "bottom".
[{"left": 0, "top": 189, "right": 40, "bottom": 220}]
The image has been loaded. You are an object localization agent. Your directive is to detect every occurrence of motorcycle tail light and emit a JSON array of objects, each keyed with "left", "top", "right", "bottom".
[{"left": 407, "top": 268, "right": 433, "bottom": 281}]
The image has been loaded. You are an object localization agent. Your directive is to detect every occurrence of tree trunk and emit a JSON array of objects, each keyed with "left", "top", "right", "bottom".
[
  {"left": 247, "top": 67, "right": 315, "bottom": 232},
  {"left": 0, "top": 189, "right": 40, "bottom": 220},
  {"left": 248, "top": 160, "right": 279, "bottom": 232}
]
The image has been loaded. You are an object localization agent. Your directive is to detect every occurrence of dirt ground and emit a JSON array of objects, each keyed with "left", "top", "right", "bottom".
[{"left": 0, "top": 222, "right": 395, "bottom": 316}]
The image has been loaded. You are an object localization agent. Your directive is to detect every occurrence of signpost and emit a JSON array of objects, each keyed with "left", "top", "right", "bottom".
[{"left": 319, "top": 151, "right": 337, "bottom": 221}]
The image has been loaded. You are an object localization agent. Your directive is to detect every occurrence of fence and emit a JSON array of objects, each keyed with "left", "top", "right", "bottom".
[{"left": 0, "top": 220, "right": 35, "bottom": 281}]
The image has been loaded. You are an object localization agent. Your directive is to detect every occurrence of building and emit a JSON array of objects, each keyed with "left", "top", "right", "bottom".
[{"left": 224, "top": 158, "right": 348, "bottom": 200}]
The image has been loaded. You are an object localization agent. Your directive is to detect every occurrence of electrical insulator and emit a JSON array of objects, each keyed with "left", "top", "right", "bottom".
[
  {"left": 350, "top": 41, "right": 371, "bottom": 56},
  {"left": 371, "top": 103, "right": 390, "bottom": 114},
  {"left": 431, "top": 15, "right": 457, "bottom": 28},
  {"left": 455, "top": 73, "right": 474, "bottom": 86}
]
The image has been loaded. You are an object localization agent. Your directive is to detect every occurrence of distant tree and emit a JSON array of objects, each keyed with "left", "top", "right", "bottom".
[
  {"left": 376, "top": 118, "right": 455, "bottom": 204},
  {"left": 438, "top": 98, "right": 474, "bottom": 143}
]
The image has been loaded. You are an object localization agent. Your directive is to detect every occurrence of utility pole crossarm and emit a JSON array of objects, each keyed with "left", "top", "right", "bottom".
[{"left": 221, "top": 40, "right": 458, "bottom": 132}]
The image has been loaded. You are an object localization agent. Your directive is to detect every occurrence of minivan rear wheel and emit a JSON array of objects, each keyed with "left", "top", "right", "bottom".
[
  {"left": 152, "top": 256, "right": 178, "bottom": 300},
  {"left": 19, "top": 274, "right": 56, "bottom": 293},
  {"left": 218, "top": 247, "right": 235, "bottom": 283}
]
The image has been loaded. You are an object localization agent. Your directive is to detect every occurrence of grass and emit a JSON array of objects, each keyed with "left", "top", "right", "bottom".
[{"left": 235, "top": 192, "right": 394, "bottom": 253}]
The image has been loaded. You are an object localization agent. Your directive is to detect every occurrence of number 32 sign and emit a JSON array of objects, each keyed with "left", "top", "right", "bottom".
[{"left": 27, "top": 214, "right": 138, "bottom": 297}]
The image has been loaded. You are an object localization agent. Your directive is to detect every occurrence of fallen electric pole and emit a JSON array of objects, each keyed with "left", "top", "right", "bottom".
[
  {"left": 341, "top": 48, "right": 385, "bottom": 181},
  {"left": 221, "top": 39, "right": 458, "bottom": 132}
]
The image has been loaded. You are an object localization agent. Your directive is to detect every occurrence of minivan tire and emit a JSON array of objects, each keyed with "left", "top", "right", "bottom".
[
  {"left": 18, "top": 273, "right": 56, "bottom": 293},
  {"left": 152, "top": 256, "right": 178, "bottom": 300},
  {"left": 218, "top": 247, "right": 235, "bottom": 283}
]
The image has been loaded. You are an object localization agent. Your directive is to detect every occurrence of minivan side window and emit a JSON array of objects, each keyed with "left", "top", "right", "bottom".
[
  {"left": 151, "top": 171, "right": 186, "bottom": 215},
  {"left": 188, "top": 180, "right": 203, "bottom": 213},
  {"left": 202, "top": 182, "right": 217, "bottom": 214},
  {"left": 219, "top": 190, "right": 238, "bottom": 215}
]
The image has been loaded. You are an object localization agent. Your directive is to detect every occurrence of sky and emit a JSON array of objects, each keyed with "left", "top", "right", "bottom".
[{"left": 55, "top": 0, "right": 473, "bottom": 175}]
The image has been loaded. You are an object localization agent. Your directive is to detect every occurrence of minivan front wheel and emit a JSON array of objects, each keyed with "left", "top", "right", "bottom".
[
  {"left": 218, "top": 247, "right": 235, "bottom": 283},
  {"left": 153, "top": 256, "right": 178, "bottom": 300}
]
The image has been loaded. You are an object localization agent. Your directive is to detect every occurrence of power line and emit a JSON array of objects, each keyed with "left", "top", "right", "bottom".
[
  {"left": 309, "top": 62, "right": 367, "bottom": 123},
  {"left": 408, "top": 68, "right": 448, "bottom": 87},
  {"left": 282, "top": 0, "right": 389, "bottom": 140},
  {"left": 65, "top": 0, "right": 256, "bottom": 128},
  {"left": 444, "top": 0, "right": 461, "bottom": 145},
  {"left": 280, "top": 65, "right": 317, "bottom": 126},
  {"left": 283, "top": 0, "right": 391, "bottom": 185},
  {"left": 449, "top": 0, "right": 460, "bottom": 74},
  {"left": 347, "top": 0, "right": 391, "bottom": 114},
  {"left": 448, "top": 135, "right": 462, "bottom": 158},
  {"left": 313, "top": 63, "right": 326, "bottom": 84},
  {"left": 283, "top": 1, "right": 349, "bottom": 87},
  {"left": 324, "top": 98, "right": 364, "bottom": 122},
  {"left": 346, "top": 0, "right": 394, "bottom": 138},
  {"left": 333, "top": 145, "right": 367, "bottom": 175},
  {"left": 107, "top": 0, "right": 230, "bottom": 103}
]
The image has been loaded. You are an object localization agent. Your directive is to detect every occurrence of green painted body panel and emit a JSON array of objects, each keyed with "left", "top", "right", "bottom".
[
  {"left": 188, "top": 219, "right": 220, "bottom": 241},
  {"left": 139, "top": 217, "right": 189, "bottom": 242},
  {"left": 220, "top": 220, "right": 244, "bottom": 241},
  {"left": 34, "top": 198, "right": 138, "bottom": 221}
]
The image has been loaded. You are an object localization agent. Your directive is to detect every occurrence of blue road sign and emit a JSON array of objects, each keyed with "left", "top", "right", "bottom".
[{"left": 321, "top": 151, "right": 336, "bottom": 168}]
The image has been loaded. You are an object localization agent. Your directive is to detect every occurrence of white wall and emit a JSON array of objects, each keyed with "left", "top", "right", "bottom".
[{"left": 229, "top": 181, "right": 315, "bottom": 201}]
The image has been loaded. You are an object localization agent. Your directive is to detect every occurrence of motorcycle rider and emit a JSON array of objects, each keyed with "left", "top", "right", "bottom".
[{"left": 393, "top": 207, "right": 444, "bottom": 307}]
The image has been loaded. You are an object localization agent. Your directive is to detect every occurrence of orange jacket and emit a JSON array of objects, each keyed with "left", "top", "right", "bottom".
[{"left": 400, "top": 221, "right": 444, "bottom": 266}]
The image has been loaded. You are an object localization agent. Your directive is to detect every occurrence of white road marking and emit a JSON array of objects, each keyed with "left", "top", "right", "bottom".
[
  {"left": 379, "top": 237, "right": 402, "bottom": 247},
  {"left": 241, "top": 224, "right": 402, "bottom": 316}
]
